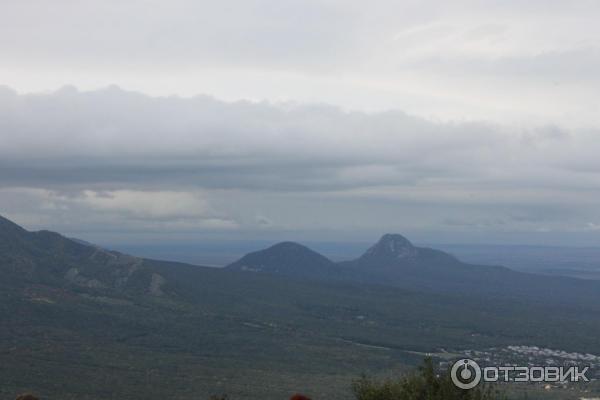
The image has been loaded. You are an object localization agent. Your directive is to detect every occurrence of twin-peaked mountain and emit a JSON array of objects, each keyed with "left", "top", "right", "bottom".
[
  {"left": 227, "top": 233, "right": 481, "bottom": 280},
  {"left": 226, "top": 233, "right": 599, "bottom": 305}
]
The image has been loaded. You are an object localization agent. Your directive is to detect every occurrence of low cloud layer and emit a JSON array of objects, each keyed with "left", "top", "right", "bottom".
[{"left": 1, "top": 86, "right": 600, "bottom": 245}]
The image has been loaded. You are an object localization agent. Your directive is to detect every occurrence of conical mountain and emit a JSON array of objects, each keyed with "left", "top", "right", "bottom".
[{"left": 226, "top": 241, "right": 341, "bottom": 279}]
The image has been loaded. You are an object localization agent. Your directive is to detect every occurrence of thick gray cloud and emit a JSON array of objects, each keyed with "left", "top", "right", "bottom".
[
  {"left": 1, "top": 1, "right": 600, "bottom": 245},
  {"left": 1, "top": 86, "right": 600, "bottom": 245}
]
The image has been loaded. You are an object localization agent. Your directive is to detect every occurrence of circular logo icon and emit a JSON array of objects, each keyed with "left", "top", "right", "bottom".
[{"left": 451, "top": 358, "right": 482, "bottom": 389}]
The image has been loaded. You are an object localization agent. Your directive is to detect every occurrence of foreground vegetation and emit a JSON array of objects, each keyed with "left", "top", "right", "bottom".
[{"left": 352, "top": 359, "right": 498, "bottom": 400}]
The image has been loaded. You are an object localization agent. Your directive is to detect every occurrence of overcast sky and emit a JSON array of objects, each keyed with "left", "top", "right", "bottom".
[{"left": 1, "top": 0, "right": 600, "bottom": 246}]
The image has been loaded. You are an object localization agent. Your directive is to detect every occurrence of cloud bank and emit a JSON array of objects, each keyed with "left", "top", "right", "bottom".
[{"left": 1, "top": 86, "right": 600, "bottom": 245}]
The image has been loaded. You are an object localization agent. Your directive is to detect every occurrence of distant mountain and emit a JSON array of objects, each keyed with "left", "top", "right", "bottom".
[
  {"left": 0, "top": 214, "right": 168, "bottom": 296},
  {"left": 352, "top": 233, "right": 459, "bottom": 268},
  {"left": 226, "top": 233, "right": 506, "bottom": 286},
  {"left": 227, "top": 232, "right": 600, "bottom": 307},
  {"left": 3, "top": 211, "right": 600, "bottom": 320},
  {"left": 342, "top": 234, "right": 600, "bottom": 306},
  {"left": 341, "top": 233, "right": 507, "bottom": 281},
  {"left": 357, "top": 233, "right": 418, "bottom": 263},
  {"left": 226, "top": 241, "right": 343, "bottom": 279}
]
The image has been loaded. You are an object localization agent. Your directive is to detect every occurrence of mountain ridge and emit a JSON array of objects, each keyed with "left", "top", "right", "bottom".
[
  {"left": 0, "top": 214, "right": 170, "bottom": 297},
  {"left": 2, "top": 214, "right": 599, "bottom": 308}
]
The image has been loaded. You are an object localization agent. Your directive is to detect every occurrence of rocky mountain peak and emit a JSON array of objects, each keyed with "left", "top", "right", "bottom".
[{"left": 363, "top": 234, "right": 417, "bottom": 259}]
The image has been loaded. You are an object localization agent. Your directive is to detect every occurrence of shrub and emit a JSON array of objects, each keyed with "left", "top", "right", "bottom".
[{"left": 351, "top": 358, "right": 500, "bottom": 400}]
